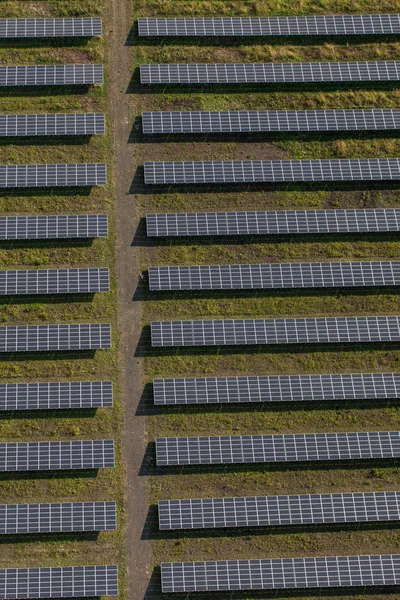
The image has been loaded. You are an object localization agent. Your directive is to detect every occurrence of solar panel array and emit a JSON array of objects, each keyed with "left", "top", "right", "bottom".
[
  {"left": 0, "top": 440, "right": 115, "bottom": 472},
  {"left": 0, "top": 214, "right": 108, "bottom": 240},
  {"left": 0, "top": 113, "right": 105, "bottom": 138},
  {"left": 142, "top": 109, "right": 400, "bottom": 135},
  {"left": 148, "top": 261, "right": 400, "bottom": 291},
  {"left": 158, "top": 490, "right": 400, "bottom": 530},
  {"left": 144, "top": 158, "right": 400, "bottom": 185},
  {"left": 140, "top": 61, "right": 400, "bottom": 85},
  {"left": 146, "top": 208, "right": 400, "bottom": 237},
  {"left": 0, "top": 18, "right": 102, "bottom": 39},
  {"left": 138, "top": 14, "right": 400, "bottom": 37},
  {"left": 0, "top": 565, "right": 118, "bottom": 599},
  {"left": 0, "top": 267, "right": 110, "bottom": 296},
  {"left": 150, "top": 316, "right": 400, "bottom": 347},
  {"left": 0, "top": 501, "right": 116, "bottom": 535},
  {"left": 156, "top": 431, "right": 400, "bottom": 466},
  {"left": 0, "top": 164, "right": 106, "bottom": 188},
  {"left": 153, "top": 372, "right": 400, "bottom": 405},
  {"left": 0, "top": 380, "right": 113, "bottom": 411},
  {"left": 0, "top": 65, "right": 104, "bottom": 87},
  {"left": 0, "top": 323, "right": 111, "bottom": 353},
  {"left": 161, "top": 554, "right": 400, "bottom": 592}
]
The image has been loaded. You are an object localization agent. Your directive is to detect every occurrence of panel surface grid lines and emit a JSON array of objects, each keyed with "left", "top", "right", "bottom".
[
  {"left": 148, "top": 262, "right": 400, "bottom": 291},
  {"left": 150, "top": 316, "right": 400, "bottom": 348},
  {"left": 140, "top": 61, "right": 400, "bottom": 85},
  {"left": 161, "top": 555, "right": 400, "bottom": 592},
  {"left": 0, "top": 164, "right": 106, "bottom": 188},
  {"left": 0, "top": 323, "right": 112, "bottom": 353},
  {"left": 142, "top": 109, "right": 400, "bottom": 135},
  {"left": 153, "top": 372, "right": 400, "bottom": 405},
  {"left": 146, "top": 208, "right": 400, "bottom": 237},
  {"left": 0, "top": 267, "right": 110, "bottom": 296},
  {"left": 0, "top": 565, "right": 118, "bottom": 599},
  {"left": 158, "top": 490, "right": 400, "bottom": 530},
  {"left": 155, "top": 431, "right": 400, "bottom": 466},
  {"left": 0, "top": 214, "right": 108, "bottom": 240},
  {"left": 0, "top": 440, "right": 115, "bottom": 472},
  {"left": 0, "top": 380, "right": 113, "bottom": 411},
  {"left": 0, "top": 113, "right": 105, "bottom": 138},
  {"left": 138, "top": 14, "right": 400, "bottom": 37},
  {"left": 0, "top": 65, "right": 104, "bottom": 87},
  {"left": 0, "top": 501, "right": 117, "bottom": 535},
  {"left": 144, "top": 159, "right": 400, "bottom": 185},
  {"left": 0, "top": 18, "right": 102, "bottom": 39}
]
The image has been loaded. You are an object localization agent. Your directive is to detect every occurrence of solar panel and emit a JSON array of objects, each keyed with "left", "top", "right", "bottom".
[
  {"left": 0, "top": 501, "right": 116, "bottom": 534},
  {"left": 0, "top": 565, "right": 118, "bottom": 599},
  {"left": 150, "top": 316, "right": 400, "bottom": 347},
  {"left": 148, "top": 261, "right": 400, "bottom": 291},
  {"left": 0, "top": 18, "right": 102, "bottom": 38},
  {"left": 144, "top": 159, "right": 400, "bottom": 185},
  {"left": 0, "top": 65, "right": 103, "bottom": 87},
  {"left": 0, "top": 323, "right": 111, "bottom": 353},
  {"left": 153, "top": 372, "right": 400, "bottom": 405},
  {"left": 0, "top": 164, "right": 106, "bottom": 188},
  {"left": 140, "top": 61, "right": 400, "bottom": 85},
  {"left": 0, "top": 214, "right": 108, "bottom": 240},
  {"left": 146, "top": 208, "right": 400, "bottom": 237},
  {"left": 142, "top": 109, "right": 400, "bottom": 135},
  {"left": 0, "top": 268, "right": 109, "bottom": 296},
  {"left": 161, "top": 554, "right": 400, "bottom": 592},
  {"left": 138, "top": 15, "right": 400, "bottom": 37},
  {"left": 0, "top": 380, "right": 113, "bottom": 411},
  {"left": 0, "top": 440, "right": 115, "bottom": 472},
  {"left": 0, "top": 114, "right": 105, "bottom": 137},
  {"left": 158, "top": 490, "right": 400, "bottom": 530},
  {"left": 155, "top": 431, "right": 400, "bottom": 466}
]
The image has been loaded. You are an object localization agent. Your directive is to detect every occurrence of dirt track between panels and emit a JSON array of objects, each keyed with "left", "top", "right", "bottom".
[{"left": 106, "top": 0, "right": 150, "bottom": 597}]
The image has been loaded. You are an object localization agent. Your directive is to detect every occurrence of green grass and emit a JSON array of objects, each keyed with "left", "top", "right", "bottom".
[
  {"left": 133, "top": 0, "right": 400, "bottom": 598},
  {"left": 0, "top": 0, "right": 124, "bottom": 585}
]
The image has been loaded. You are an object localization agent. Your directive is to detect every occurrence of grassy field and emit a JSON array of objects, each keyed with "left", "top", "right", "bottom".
[
  {"left": 133, "top": 1, "right": 400, "bottom": 598},
  {"left": 0, "top": 0, "right": 123, "bottom": 586}
]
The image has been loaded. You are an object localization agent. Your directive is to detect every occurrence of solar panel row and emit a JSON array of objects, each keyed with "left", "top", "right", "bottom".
[
  {"left": 0, "top": 18, "right": 102, "bottom": 38},
  {"left": 0, "top": 440, "right": 115, "bottom": 472},
  {"left": 156, "top": 431, "right": 400, "bottom": 466},
  {"left": 0, "top": 214, "right": 108, "bottom": 240},
  {"left": 0, "top": 323, "right": 111, "bottom": 353},
  {"left": 146, "top": 208, "right": 400, "bottom": 236},
  {"left": 150, "top": 316, "right": 400, "bottom": 347},
  {"left": 140, "top": 61, "right": 400, "bottom": 84},
  {"left": 158, "top": 490, "right": 400, "bottom": 530},
  {"left": 144, "top": 159, "right": 400, "bottom": 185},
  {"left": 0, "top": 65, "right": 103, "bottom": 87},
  {"left": 153, "top": 372, "right": 400, "bottom": 405},
  {"left": 0, "top": 501, "right": 116, "bottom": 535},
  {"left": 0, "top": 163, "right": 106, "bottom": 188},
  {"left": 142, "top": 109, "right": 400, "bottom": 134},
  {"left": 0, "top": 267, "right": 110, "bottom": 296},
  {"left": 138, "top": 14, "right": 400, "bottom": 37},
  {"left": 161, "top": 554, "right": 400, "bottom": 592},
  {"left": 0, "top": 380, "right": 113, "bottom": 411},
  {"left": 0, "top": 113, "right": 105, "bottom": 137},
  {"left": 0, "top": 565, "right": 118, "bottom": 599},
  {"left": 148, "top": 261, "right": 400, "bottom": 291}
]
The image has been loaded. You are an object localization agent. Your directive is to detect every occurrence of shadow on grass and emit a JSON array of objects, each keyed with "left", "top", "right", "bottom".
[
  {"left": 0, "top": 38, "right": 91, "bottom": 50},
  {"left": 0, "top": 531, "right": 99, "bottom": 545},
  {"left": 139, "top": 442, "right": 399, "bottom": 477},
  {"left": 132, "top": 216, "right": 400, "bottom": 248},
  {"left": 0, "top": 135, "right": 93, "bottom": 147},
  {"left": 0, "top": 85, "right": 91, "bottom": 98},
  {"left": 0, "top": 468, "right": 99, "bottom": 482},
  {"left": 0, "top": 293, "right": 95, "bottom": 305},
  {"left": 141, "top": 502, "right": 399, "bottom": 541},
  {"left": 0, "top": 349, "right": 97, "bottom": 362},
  {"left": 0, "top": 238, "right": 93, "bottom": 250},
  {"left": 0, "top": 186, "right": 92, "bottom": 198},
  {"left": 0, "top": 408, "right": 97, "bottom": 420}
]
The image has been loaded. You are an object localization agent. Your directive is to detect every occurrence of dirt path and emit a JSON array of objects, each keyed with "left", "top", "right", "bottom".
[{"left": 106, "top": 0, "right": 151, "bottom": 598}]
